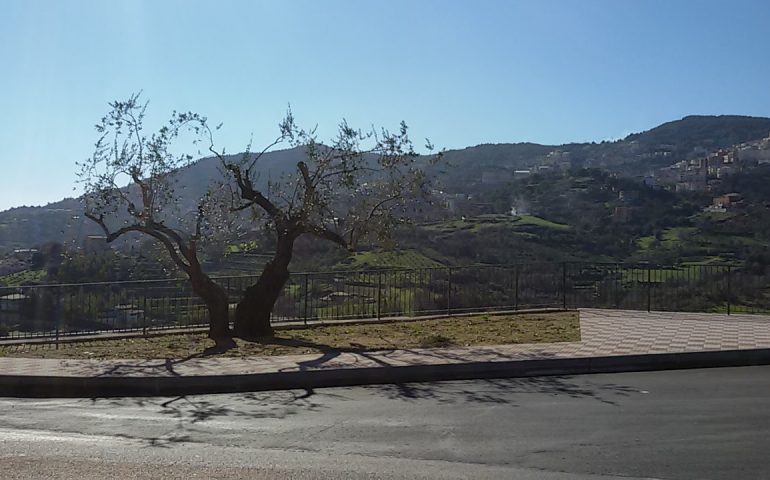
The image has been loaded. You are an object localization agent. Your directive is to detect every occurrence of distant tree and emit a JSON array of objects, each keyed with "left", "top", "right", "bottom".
[
  {"left": 201, "top": 111, "right": 441, "bottom": 337},
  {"left": 77, "top": 94, "right": 233, "bottom": 341},
  {"left": 55, "top": 250, "right": 136, "bottom": 284},
  {"left": 30, "top": 242, "right": 63, "bottom": 271}
]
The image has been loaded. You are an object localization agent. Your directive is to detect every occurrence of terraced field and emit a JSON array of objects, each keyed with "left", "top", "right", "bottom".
[
  {"left": 0, "top": 269, "right": 46, "bottom": 287},
  {"left": 335, "top": 249, "right": 444, "bottom": 269},
  {"left": 420, "top": 214, "right": 570, "bottom": 234}
]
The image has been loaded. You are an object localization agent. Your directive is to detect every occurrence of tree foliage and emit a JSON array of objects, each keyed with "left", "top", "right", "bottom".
[
  {"left": 78, "top": 93, "right": 441, "bottom": 338},
  {"left": 200, "top": 110, "right": 441, "bottom": 336},
  {"left": 77, "top": 93, "right": 232, "bottom": 339}
]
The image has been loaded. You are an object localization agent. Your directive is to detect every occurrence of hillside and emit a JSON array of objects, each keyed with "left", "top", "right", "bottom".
[
  {"left": 433, "top": 115, "right": 770, "bottom": 184},
  {"left": 0, "top": 147, "right": 312, "bottom": 253},
  {"left": 626, "top": 115, "right": 770, "bottom": 153},
  {"left": 2, "top": 114, "right": 770, "bottom": 254}
]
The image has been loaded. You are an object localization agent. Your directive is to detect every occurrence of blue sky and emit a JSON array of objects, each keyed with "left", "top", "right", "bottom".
[{"left": 2, "top": 0, "right": 770, "bottom": 211}]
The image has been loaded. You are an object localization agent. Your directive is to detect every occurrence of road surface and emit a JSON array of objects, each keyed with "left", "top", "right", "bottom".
[{"left": 2, "top": 366, "right": 769, "bottom": 479}]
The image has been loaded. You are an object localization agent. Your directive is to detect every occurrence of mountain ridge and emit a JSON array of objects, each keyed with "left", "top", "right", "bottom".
[{"left": 2, "top": 114, "right": 770, "bottom": 252}]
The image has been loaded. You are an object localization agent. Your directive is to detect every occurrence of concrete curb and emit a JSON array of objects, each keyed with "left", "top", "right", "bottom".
[{"left": 3, "top": 348, "right": 770, "bottom": 398}]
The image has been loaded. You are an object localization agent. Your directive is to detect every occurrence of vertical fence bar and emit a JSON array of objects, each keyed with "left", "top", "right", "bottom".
[
  {"left": 226, "top": 277, "right": 232, "bottom": 328},
  {"left": 303, "top": 273, "right": 309, "bottom": 325},
  {"left": 562, "top": 262, "right": 567, "bottom": 310},
  {"left": 376, "top": 271, "right": 382, "bottom": 320},
  {"left": 447, "top": 267, "right": 452, "bottom": 315},
  {"left": 142, "top": 283, "right": 148, "bottom": 336},
  {"left": 727, "top": 265, "right": 732, "bottom": 315},
  {"left": 514, "top": 265, "right": 520, "bottom": 310},
  {"left": 55, "top": 287, "right": 61, "bottom": 349},
  {"left": 647, "top": 265, "right": 652, "bottom": 312}
]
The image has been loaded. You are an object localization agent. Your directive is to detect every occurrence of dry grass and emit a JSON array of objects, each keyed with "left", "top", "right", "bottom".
[{"left": 0, "top": 311, "right": 580, "bottom": 360}]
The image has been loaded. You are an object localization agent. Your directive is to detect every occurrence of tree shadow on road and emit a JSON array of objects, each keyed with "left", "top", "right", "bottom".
[
  {"left": 367, "top": 375, "right": 640, "bottom": 407},
  {"left": 255, "top": 336, "right": 395, "bottom": 370},
  {"left": 89, "top": 387, "right": 323, "bottom": 448},
  {"left": 197, "top": 336, "right": 641, "bottom": 407},
  {"left": 91, "top": 375, "right": 639, "bottom": 450},
  {"left": 157, "top": 388, "right": 322, "bottom": 423},
  {"left": 235, "top": 336, "right": 642, "bottom": 407},
  {"left": 70, "top": 338, "right": 238, "bottom": 378}
]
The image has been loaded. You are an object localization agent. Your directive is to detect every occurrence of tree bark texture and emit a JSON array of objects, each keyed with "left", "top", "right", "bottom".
[
  {"left": 190, "top": 273, "right": 231, "bottom": 340},
  {"left": 234, "top": 235, "right": 295, "bottom": 338}
]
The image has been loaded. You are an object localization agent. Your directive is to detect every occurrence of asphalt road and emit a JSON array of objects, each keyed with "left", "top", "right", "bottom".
[{"left": 1, "top": 366, "right": 769, "bottom": 479}]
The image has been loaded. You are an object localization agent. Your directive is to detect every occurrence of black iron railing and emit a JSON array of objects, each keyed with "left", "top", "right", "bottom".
[{"left": 1, "top": 262, "right": 768, "bottom": 340}]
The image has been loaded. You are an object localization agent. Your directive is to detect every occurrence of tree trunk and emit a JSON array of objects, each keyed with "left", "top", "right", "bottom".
[
  {"left": 234, "top": 236, "right": 294, "bottom": 338},
  {"left": 191, "top": 274, "right": 231, "bottom": 340}
]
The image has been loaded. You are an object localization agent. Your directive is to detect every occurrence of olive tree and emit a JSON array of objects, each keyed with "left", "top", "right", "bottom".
[
  {"left": 80, "top": 94, "right": 440, "bottom": 340},
  {"left": 78, "top": 94, "right": 233, "bottom": 340},
  {"left": 203, "top": 112, "right": 440, "bottom": 337}
]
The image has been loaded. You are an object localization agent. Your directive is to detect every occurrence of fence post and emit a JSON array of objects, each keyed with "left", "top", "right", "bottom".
[
  {"left": 647, "top": 266, "right": 652, "bottom": 313},
  {"left": 562, "top": 262, "right": 568, "bottom": 310},
  {"left": 55, "top": 287, "right": 61, "bottom": 350},
  {"left": 727, "top": 266, "right": 732, "bottom": 316},
  {"left": 142, "top": 283, "right": 148, "bottom": 336},
  {"left": 303, "top": 273, "right": 309, "bottom": 325},
  {"left": 447, "top": 267, "right": 453, "bottom": 315},
  {"left": 377, "top": 271, "right": 383, "bottom": 320},
  {"left": 226, "top": 277, "right": 231, "bottom": 329},
  {"left": 514, "top": 266, "right": 520, "bottom": 311}
]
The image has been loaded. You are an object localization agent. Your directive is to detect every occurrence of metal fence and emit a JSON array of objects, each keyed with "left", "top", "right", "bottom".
[{"left": 1, "top": 262, "right": 768, "bottom": 340}]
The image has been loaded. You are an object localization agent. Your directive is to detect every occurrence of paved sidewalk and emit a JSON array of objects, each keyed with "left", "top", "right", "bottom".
[{"left": 2, "top": 309, "right": 770, "bottom": 379}]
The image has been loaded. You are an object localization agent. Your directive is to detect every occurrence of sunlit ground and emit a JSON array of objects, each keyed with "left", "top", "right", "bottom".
[{"left": 0, "top": 311, "right": 579, "bottom": 360}]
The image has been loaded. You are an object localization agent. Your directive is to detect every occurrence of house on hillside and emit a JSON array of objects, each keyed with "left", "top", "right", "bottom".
[
  {"left": 11, "top": 248, "right": 38, "bottom": 261},
  {"left": 712, "top": 193, "right": 744, "bottom": 209}
]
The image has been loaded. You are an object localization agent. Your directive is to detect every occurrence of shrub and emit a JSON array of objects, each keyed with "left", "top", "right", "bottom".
[{"left": 419, "top": 333, "right": 453, "bottom": 348}]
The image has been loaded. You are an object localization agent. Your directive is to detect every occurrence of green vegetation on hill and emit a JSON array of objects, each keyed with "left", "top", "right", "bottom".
[
  {"left": 335, "top": 249, "right": 444, "bottom": 270},
  {"left": 225, "top": 241, "right": 259, "bottom": 254},
  {"left": 6, "top": 165, "right": 770, "bottom": 282},
  {"left": 3, "top": 116, "right": 770, "bottom": 278},
  {"left": 0, "top": 269, "right": 46, "bottom": 287},
  {"left": 514, "top": 214, "right": 570, "bottom": 230},
  {"left": 422, "top": 214, "right": 568, "bottom": 234},
  {"left": 446, "top": 165, "right": 770, "bottom": 268}
]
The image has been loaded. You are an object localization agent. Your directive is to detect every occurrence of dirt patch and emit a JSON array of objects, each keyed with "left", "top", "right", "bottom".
[{"left": 0, "top": 311, "right": 580, "bottom": 360}]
